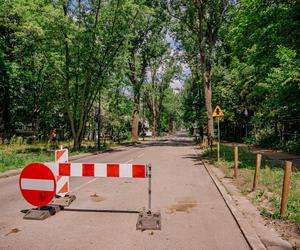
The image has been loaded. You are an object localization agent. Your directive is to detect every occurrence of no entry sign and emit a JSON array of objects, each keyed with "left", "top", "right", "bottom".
[{"left": 19, "top": 163, "right": 56, "bottom": 207}]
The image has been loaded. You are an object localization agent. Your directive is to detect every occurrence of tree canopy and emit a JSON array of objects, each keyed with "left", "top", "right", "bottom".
[{"left": 0, "top": 0, "right": 299, "bottom": 152}]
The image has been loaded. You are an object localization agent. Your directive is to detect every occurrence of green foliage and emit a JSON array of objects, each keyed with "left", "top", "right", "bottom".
[
  {"left": 0, "top": 0, "right": 182, "bottom": 148},
  {"left": 209, "top": 0, "right": 300, "bottom": 149}
]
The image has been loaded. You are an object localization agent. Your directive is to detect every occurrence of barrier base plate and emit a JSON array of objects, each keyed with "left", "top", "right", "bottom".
[
  {"left": 136, "top": 211, "right": 161, "bottom": 231},
  {"left": 23, "top": 206, "right": 58, "bottom": 220},
  {"left": 50, "top": 194, "right": 76, "bottom": 207}
]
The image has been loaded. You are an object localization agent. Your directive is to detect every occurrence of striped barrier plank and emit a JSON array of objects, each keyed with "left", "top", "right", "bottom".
[{"left": 45, "top": 162, "right": 147, "bottom": 178}]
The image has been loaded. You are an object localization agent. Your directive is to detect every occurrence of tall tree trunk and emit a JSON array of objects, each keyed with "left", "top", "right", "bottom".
[
  {"left": 152, "top": 110, "right": 158, "bottom": 137},
  {"left": 196, "top": 0, "right": 214, "bottom": 146},
  {"left": 131, "top": 94, "right": 140, "bottom": 141},
  {"left": 202, "top": 57, "right": 214, "bottom": 146}
]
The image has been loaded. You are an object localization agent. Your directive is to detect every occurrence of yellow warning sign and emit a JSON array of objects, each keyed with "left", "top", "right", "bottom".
[{"left": 212, "top": 105, "right": 224, "bottom": 117}]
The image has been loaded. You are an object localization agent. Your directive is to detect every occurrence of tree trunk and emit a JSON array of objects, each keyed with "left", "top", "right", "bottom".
[
  {"left": 203, "top": 76, "right": 214, "bottom": 145},
  {"left": 131, "top": 94, "right": 140, "bottom": 141},
  {"left": 152, "top": 109, "right": 158, "bottom": 137},
  {"left": 73, "top": 135, "right": 80, "bottom": 150},
  {"left": 196, "top": 0, "right": 214, "bottom": 146}
]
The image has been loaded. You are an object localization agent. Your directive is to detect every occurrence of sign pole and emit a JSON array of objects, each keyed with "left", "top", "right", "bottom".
[
  {"left": 212, "top": 105, "right": 224, "bottom": 162},
  {"left": 217, "top": 117, "right": 220, "bottom": 162}
]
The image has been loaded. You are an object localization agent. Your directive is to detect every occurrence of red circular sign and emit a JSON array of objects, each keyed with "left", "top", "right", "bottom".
[{"left": 19, "top": 163, "right": 56, "bottom": 207}]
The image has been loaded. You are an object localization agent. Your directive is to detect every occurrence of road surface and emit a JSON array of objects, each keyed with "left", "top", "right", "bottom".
[{"left": 0, "top": 134, "right": 250, "bottom": 250}]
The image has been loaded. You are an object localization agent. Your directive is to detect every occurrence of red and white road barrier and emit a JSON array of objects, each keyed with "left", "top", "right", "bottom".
[
  {"left": 45, "top": 162, "right": 146, "bottom": 178},
  {"left": 19, "top": 149, "right": 152, "bottom": 211},
  {"left": 54, "top": 148, "right": 69, "bottom": 196}
]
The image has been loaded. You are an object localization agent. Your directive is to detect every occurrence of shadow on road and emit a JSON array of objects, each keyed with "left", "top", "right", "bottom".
[
  {"left": 132, "top": 137, "right": 195, "bottom": 149},
  {"left": 63, "top": 208, "right": 139, "bottom": 214},
  {"left": 181, "top": 154, "right": 203, "bottom": 166}
]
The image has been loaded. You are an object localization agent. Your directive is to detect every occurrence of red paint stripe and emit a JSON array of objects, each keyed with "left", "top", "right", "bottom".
[
  {"left": 107, "top": 164, "right": 119, "bottom": 177},
  {"left": 59, "top": 163, "right": 71, "bottom": 176},
  {"left": 58, "top": 182, "right": 69, "bottom": 194},
  {"left": 132, "top": 165, "right": 146, "bottom": 178},
  {"left": 56, "top": 176, "right": 62, "bottom": 182},
  {"left": 82, "top": 164, "right": 94, "bottom": 176},
  {"left": 56, "top": 150, "right": 65, "bottom": 161}
]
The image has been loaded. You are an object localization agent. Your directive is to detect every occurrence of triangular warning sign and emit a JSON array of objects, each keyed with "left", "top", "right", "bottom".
[{"left": 212, "top": 105, "right": 224, "bottom": 117}]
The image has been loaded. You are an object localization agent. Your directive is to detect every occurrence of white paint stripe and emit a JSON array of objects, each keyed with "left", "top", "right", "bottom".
[
  {"left": 55, "top": 149, "right": 68, "bottom": 163},
  {"left": 21, "top": 179, "right": 54, "bottom": 191},
  {"left": 94, "top": 163, "right": 107, "bottom": 177},
  {"left": 56, "top": 176, "right": 69, "bottom": 193},
  {"left": 70, "top": 163, "right": 82, "bottom": 176},
  {"left": 137, "top": 153, "right": 144, "bottom": 158},
  {"left": 120, "top": 164, "right": 132, "bottom": 177},
  {"left": 72, "top": 178, "right": 97, "bottom": 192}
]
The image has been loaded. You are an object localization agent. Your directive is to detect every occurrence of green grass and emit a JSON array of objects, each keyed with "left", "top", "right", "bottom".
[
  {"left": 0, "top": 139, "right": 112, "bottom": 173},
  {"left": 203, "top": 144, "right": 300, "bottom": 223}
]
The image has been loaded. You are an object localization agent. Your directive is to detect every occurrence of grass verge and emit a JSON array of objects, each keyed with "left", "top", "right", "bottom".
[
  {"left": 0, "top": 139, "right": 112, "bottom": 173},
  {"left": 203, "top": 144, "right": 300, "bottom": 224}
]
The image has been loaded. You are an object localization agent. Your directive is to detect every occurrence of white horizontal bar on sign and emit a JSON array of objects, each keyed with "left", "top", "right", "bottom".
[{"left": 21, "top": 178, "right": 55, "bottom": 191}]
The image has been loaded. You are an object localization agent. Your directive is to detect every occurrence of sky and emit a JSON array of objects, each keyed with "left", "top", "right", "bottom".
[{"left": 165, "top": 33, "right": 191, "bottom": 92}]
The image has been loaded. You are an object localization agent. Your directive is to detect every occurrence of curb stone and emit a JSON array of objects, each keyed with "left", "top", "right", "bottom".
[
  {"left": 195, "top": 148, "right": 293, "bottom": 249},
  {"left": 201, "top": 159, "right": 267, "bottom": 250},
  {"left": 206, "top": 162, "right": 293, "bottom": 250}
]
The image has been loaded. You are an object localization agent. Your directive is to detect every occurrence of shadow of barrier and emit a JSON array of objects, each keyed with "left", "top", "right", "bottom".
[{"left": 19, "top": 149, "right": 161, "bottom": 231}]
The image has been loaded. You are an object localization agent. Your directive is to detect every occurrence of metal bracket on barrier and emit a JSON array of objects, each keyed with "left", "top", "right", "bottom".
[
  {"left": 136, "top": 209, "right": 161, "bottom": 231},
  {"left": 50, "top": 193, "right": 76, "bottom": 207}
]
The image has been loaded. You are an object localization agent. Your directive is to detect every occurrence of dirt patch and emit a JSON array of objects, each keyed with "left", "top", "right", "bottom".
[
  {"left": 168, "top": 197, "right": 197, "bottom": 214},
  {"left": 90, "top": 193, "right": 106, "bottom": 202},
  {"left": 5, "top": 228, "right": 20, "bottom": 236},
  {"left": 268, "top": 220, "right": 300, "bottom": 249}
]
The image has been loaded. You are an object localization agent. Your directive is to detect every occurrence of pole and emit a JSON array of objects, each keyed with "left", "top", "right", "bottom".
[
  {"left": 147, "top": 164, "right": 152, "bottom": 212},
  {"left": 217, "top": 117, "right": 220, "bottom": 162},
  {"left": 234, "top": 145, "right": 238, "bottom": 178},
  {"left": 142, "top": 96, "right": 145, "bottom": 141},
  {"left": 280, "top": 161, "right": 292, "bottom": 217},
  {"left": 97, "top": 91, "right": 101, "bottom": 150},
  {"left": 252, "top": 153, "right": 262, "bottom": 191}
]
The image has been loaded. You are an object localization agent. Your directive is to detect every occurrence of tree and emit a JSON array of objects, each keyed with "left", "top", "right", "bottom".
[
  {"left": 166, "top": 0, "right": 228, "bottom": 145},
  {"left": 58, "top": 0, "right": 139, "bottom": 149},
  {"left": 144, "top": 50, "right": 179, "bottom": 137},
  {"left": 127, "top": 1, "right": 168, "bottom": 141}
]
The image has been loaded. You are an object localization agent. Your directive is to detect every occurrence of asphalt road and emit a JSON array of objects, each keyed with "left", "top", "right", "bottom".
[{"left": 0, "top": 134, "right": 250, "bottom": 250}]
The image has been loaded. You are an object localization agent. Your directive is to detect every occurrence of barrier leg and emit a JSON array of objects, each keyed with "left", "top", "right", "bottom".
[
  {"left": 148, "top": 164, "right": 152, "bottom": 212},
  {"left": 136, "top": 164, "right": 161, "bottom": 231}
]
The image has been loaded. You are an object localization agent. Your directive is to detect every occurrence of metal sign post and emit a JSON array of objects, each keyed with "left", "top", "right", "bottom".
[
  {"left": 217, "top": 117, "right": 220, "bottom": 162},
  {"left": 148, "top": 164, "right": 152, "bottom": 212},
  {"left": 212, "top": 105, "right": 224, "bottom": 162}
]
